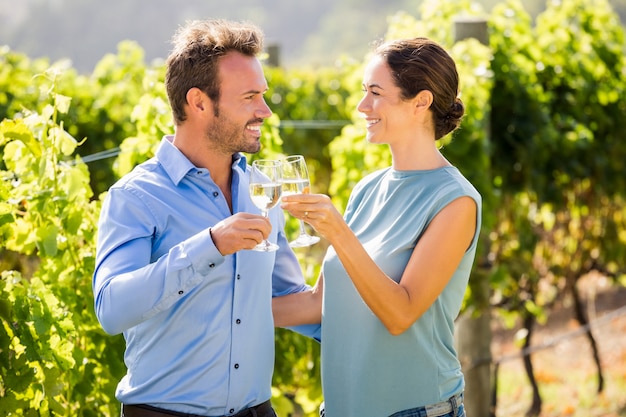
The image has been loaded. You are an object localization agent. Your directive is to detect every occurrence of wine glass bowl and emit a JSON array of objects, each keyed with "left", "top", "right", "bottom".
[
  {"left": 281, "top": 155, "right": 320, "bottom": 248},
  {"left": 249, "top": 159, "right": 282, "bottom": 252}
]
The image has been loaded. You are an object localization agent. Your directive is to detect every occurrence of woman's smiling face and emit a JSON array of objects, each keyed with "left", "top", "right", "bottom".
[{"left": 357, "top": 55, "right": 417, "bottom": 145}]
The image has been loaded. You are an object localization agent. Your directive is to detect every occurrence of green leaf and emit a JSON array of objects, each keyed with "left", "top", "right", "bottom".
[
  {"left": 50, "top": 126, "right": 78, "bottom": 156},
  {"left": 60, "top": 168, "right": 86, "bottom": 200},
  {"left": 54, "top": 93, "right": 72, "bottom": 114},
  {"left": 35, "top": 223, "right": 58, "bottom": 257}
]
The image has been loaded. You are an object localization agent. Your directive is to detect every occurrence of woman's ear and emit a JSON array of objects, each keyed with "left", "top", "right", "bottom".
[{"left": 414, "top": 90, "right": 433, "bottom": 113}]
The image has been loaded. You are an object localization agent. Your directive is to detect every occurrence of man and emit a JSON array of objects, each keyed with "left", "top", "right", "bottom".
[{"left": 93, "top": 19, "right": 318, "bottom": 417}]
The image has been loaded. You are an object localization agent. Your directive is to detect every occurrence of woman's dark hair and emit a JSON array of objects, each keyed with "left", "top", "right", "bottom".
[
  {"left": 165, "top": 19, "right": 264, "bottom": 124},
  {"left": 374, "top": 37, "right": 465, "bottom": 140}
]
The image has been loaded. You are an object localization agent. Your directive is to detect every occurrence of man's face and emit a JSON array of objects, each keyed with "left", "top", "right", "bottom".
[{"left": 205, "top": 51, "right": 272, "bottom": 155}]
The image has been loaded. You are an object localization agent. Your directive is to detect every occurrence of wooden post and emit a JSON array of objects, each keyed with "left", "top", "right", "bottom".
[
  {"left": 455, "top": 272, "right": 493, "bottom": 417},
  {"left": 454, "top": 16, "right": 489, "bottom": 45},
  {"left": 453, "top": 16, "right": 493, "bottom": 417},
  {"left": 266, "top": 44, "right": 280, "bottom": 67}
]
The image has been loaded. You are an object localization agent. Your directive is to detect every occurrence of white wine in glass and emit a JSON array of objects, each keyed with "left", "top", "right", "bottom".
[
  {"left": 281, "top": 155, "right": 320, "bottom": 248},
  {"left": 249, "top": 159, "right": 282, "bottom": 252}
]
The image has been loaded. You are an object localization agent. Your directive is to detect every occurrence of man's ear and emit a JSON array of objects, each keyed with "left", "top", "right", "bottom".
[{"left": 186, "top": 87, "right": 208, "bottom": 114}]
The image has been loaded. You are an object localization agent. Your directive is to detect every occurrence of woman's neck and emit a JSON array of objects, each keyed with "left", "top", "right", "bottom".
[{"left": 390, "top": 139, "right": 451, "bottom": 171}]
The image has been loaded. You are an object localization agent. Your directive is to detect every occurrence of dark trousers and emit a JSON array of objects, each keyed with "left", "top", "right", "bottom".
[{"left": 122, "top": 400, "right": 276, "bottom": 417}]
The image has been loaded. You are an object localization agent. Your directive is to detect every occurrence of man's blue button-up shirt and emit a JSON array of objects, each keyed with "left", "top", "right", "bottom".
[{"left": 93, "top": 136, "right": 320, "bottom": 415}]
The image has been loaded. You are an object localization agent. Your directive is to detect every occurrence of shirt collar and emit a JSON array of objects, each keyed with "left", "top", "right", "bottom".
[
  {"left": 157, "top": 135, "right": 250, "bottom": 185},
  {"left": 233, "top": 152, "right": 248, "bottom": 172},
  {"left": 157, "top": 136, "right": 195, "bottom": 185}
]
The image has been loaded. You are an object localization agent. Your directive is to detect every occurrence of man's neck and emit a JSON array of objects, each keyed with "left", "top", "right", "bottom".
[{"left": 172, "top": 130, "right": 234, "bottom": 212}]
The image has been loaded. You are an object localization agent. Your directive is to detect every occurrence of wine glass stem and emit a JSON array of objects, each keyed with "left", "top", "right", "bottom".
[
  {"left": 261, "top": 210, "right": 271, "bottom": 248},
  {"left": 298, "top": 220, "right": 307, "bottom": 235}
]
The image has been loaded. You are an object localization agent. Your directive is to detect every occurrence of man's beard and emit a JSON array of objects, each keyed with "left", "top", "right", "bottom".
[{"left": 206, "top": 114, "right": 261, "bottom": 155}]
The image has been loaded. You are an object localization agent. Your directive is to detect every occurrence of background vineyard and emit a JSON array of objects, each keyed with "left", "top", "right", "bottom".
[{"left": 1, "top": 0, "right": 626, "bottom": 416}]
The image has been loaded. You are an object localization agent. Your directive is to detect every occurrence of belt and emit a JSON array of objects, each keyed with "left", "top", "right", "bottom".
[
  {"left": 122, "top": 400, "right": 273, "bottom": 417},
  {"left": 387, "top": 393, "right": 464, "bottom": 417},
  {"left": 424, "top": 393, "right": 464, "bottom": 417}
]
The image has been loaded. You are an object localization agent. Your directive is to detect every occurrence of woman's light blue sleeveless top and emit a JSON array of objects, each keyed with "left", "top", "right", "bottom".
[{"left": 321, "top": 166, "right": 482, "bottom": 417}]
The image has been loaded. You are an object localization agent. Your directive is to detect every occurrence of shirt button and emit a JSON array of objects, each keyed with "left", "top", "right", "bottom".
[
  {"left": 178, "top": 290, "right": 184, "bottom": 295},
  {"left": 213, "top": 191, "right": 219, "bottom": 197},
  {"left": 234, "top": 363, "right": 239, "bottom": 369},
  {"left": 236, "top": 274, "right": 241, "bottom": 280},
  {"left": 209, "top": 263, "right": 215, "bottom": 268},
  {"left": 229, "top": 409, "right": 235, "bottom": 414},
  {"left": 236, "top": 319, "right": 241, "bottom": 324}
]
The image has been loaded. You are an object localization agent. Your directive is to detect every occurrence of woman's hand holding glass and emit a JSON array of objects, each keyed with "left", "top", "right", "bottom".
[
  {"left": 281, "top": 190, "right": 343, "bottom": 245},
  {"left": 281, "top": 155, "right": 320, "bottom": 248}
]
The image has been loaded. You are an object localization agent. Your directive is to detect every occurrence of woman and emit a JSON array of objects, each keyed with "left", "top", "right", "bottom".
[{"left": 275, "top": 37, "right": 481, "bottom": 417}]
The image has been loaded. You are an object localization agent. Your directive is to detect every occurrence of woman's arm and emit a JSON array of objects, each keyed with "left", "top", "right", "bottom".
[
  {"left": 332, "top": 196, "right": 477, "bottom": 334},
  {"left": 272, "top": 273, "right": 324, "bottom": 327},
  {"left": 282, "top": 193, "right": 477, "bottom": 335}
]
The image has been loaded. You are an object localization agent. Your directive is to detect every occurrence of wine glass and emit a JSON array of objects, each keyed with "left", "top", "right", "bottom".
[
  {"left": 281, "top": 155, "right": 320, "bottom": 248},
  {"left": 249, "top": 159, "right": 282, "bottom": 252}
]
